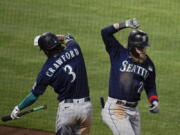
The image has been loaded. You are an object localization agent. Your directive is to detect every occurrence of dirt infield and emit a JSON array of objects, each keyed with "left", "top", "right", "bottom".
[{"left": 0, "top": 125, "right": 55, "bottom": 135}]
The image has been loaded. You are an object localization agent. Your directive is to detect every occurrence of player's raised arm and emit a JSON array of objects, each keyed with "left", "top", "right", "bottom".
[{"left": 101, "top": 18, "right": 140, "bottom": 53}]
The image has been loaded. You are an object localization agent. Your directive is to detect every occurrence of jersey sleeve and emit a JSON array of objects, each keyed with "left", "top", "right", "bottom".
[
  {"left": 66, "top": 40, "right": 80, "bottom": 50},
  {"left": 144, "top": 63, "right": 158, "bottom": 103},
  {"left": 101, "top": 25, "right": 125, "bottom": 57},
  {"left": 32, "top": 68, "right": 51, "bottom": 96}
]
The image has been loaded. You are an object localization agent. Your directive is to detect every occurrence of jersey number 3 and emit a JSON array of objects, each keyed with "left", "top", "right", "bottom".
[{"left": 63, "top": 65, "right": 76, "bottom": 83}]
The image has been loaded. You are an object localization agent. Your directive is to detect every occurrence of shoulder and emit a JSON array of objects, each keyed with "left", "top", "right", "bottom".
[
  {"left": 38, "top": 59, "right": 55, "bottom": 76},
  {"left": 108, "top": 43, "right": 127, "bottom": 57},
  {"left": 66, "top": 40, "right": 80, "bottom": 49},
  {"left": 146, "top": 56, "right": 155, "bottom": 66},
  {"left": 116, "top": 45, "right": 128, "bottom": 55}
]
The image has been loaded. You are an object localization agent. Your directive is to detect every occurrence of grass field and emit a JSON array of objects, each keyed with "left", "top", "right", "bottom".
[{"left": 0, "top": 0, "right": 180, "bottom": 135}]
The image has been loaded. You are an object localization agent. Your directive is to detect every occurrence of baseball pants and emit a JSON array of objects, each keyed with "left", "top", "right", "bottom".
[
  {"left": 101, "top": 97, "right": 140, "bottom": 135},
  {"left": 56, "top": 97, "right": 92, "bottom": 135}
]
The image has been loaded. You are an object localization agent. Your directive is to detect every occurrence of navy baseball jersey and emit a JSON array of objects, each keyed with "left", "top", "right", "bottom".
[
  {"left": 101, "top": 25, "right": 158, "bottom": 102},
  {"left": 32, "top": 40, "right": 89, "bottom": 101}
]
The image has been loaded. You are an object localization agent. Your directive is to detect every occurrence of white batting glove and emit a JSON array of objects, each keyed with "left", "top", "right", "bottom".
[
  {"left": 125, "top": 18, "right": 140, "bottom": 29},
  {"left": 149, "top": 101, "right": 159, "bottom": 113},
  {"left": 64, "top": 34, "right": 75, "bottom": 43},
  {"left": 64, "top": 34, "right": 75, "bottom": 40},
  {"left": 11, "top": 106, "right": 20, "bottom": 119}
]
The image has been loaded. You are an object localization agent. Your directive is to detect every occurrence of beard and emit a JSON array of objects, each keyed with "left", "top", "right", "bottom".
[
  {"left": 131, "top": 53, "right": 147, "bottom": 63},
  {"left": 138, "top": 53, "right": 147, "bottom": 63}
]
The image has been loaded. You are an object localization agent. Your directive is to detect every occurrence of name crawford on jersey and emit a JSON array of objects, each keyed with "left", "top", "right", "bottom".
[
  {"left": 120, "top": 60, "right": 151, "bottom": 79},
  {"left": 46, "top": 48, "right": 80, "bottom": 77}
]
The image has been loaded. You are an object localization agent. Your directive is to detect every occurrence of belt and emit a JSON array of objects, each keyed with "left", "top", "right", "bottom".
[
  {"left": 116, "top": 100, "right": 138, "bottom": 107},
  {"left": 63, "top": 97, "right": 90, "bottom": 103}
]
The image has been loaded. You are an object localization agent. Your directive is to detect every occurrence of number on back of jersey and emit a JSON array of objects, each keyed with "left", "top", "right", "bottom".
[{"left": 63, "top": 65, "right": 76, "bottom": 83}]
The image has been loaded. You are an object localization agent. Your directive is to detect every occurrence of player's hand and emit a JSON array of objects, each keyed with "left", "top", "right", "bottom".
[
  {"left": 11, "top": 106, "right": 20, "bottom": 119},
  {"left": 56, "top": 34, "right": 65, "bottom": 44},
  {"left": 149, "top": 101, "right": 159, "bottom": 113},
  {"left": 125, "top": 18, "right": 140, "bottom": 29}
]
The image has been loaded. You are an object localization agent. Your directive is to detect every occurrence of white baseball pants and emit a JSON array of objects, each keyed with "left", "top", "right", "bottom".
[
  {"left": 56, "top": 98, "right": 92, "bottom": 135},
  {"left": 101, "top": 97, "right": 140, "bottom": 135}
]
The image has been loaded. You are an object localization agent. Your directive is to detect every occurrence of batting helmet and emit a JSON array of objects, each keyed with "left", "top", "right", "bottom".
[
  {"left": 127, "top": 30, "right": 150, "bottom": 58},
  {"left": 128, "top": 30, "right": 149, "bottom": 48},
  {"left": 38, "top": 32, "right": 60, "bottom": 51},
  {"left": 38, "top": 32, "right": 64, "bottom": 58}
]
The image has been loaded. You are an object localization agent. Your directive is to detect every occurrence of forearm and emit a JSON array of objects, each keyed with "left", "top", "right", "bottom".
[
  {"left": 101, "top": 23, "right": 125, "bottom": 37},
  {"left": 100, "top": 22, "right": 126, "bottom": 52},
  {"left": 18, "top": 92, "right": 39, "bottom": 110},
  {"left": 113, "top": 22, "right": 127, "bottom": 30},
  {"left": 57, "top": 34, "right": 75, "bottom": 45},
  {"left": 101, "top": 21, "right": 128, "bottom": 44},
  {"left": 145, "top": 89, "right": 158, "bottom": 103},
  {"left": 56, "top": 35, "right": 65, "bottom": 44}
]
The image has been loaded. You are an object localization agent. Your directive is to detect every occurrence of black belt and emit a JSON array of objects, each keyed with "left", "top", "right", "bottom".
[
  {"left": 116, "top": 100, "right": 138, "bottom": 107},
  {"left": 64, "top": 97, "right": 90, "bottom": 103}
]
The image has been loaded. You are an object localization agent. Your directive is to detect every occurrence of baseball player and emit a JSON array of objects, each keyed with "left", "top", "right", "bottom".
[
  {"left": 10, "top": 32, "right": 92, "bottom": 135},
  {"left": 100, "top": 18, "right": 159, "bottom": 135}
]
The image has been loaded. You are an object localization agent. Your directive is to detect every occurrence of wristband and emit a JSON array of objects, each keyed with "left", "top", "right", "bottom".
[{"left": 113, "top": 22, "right": 126, "bottom": 30}]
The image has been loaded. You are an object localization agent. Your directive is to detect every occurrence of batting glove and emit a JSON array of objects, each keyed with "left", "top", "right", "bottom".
[
  {"left": 11, "top": 106, "right": 20, "bottom": 119},
  {"left": 125, "top": 18, "right": 140, "bottom": 29},
  {"left": 64, "top": 34, "right": 75, "bottom": 40},
  {"left": 33, "top": 35, "right": 41, "bottom": 46},
  {"left": 149, "top": 101, "right": 159, "bottom": 113}
]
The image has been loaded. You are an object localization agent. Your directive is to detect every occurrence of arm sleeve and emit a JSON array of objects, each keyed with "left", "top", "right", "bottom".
[
  {"left": 18, "top": 92, "right": 39, "bottom": 110},
  {"left": 32, "top": 68, "right": 51, "bottom": 96},
  {"left": 65, "top": 39, "right": 82, "bottom": 54},
  {"left": 66, "top": 40, "right": 79, "bottom": 48},
  {"left": 144, "top": 65, "right": 158, "bottom": 103},
  {"left": 101, "top": 24, "right": 125, "bottom": 56}
]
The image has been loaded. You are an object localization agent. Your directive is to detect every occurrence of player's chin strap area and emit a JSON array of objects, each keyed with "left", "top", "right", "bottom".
[{"left": 108, "top": 97, "right": 138, "bottom": 107}]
